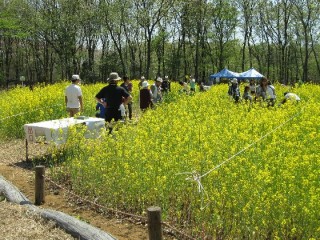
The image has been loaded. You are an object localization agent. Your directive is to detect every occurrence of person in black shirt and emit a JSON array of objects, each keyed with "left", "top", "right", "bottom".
[
  {"left": 95, "top": 72, "right": 132, "bottom": 133},
  {"left": 161, "top": 75, "right": 171, "bottom": 93}
]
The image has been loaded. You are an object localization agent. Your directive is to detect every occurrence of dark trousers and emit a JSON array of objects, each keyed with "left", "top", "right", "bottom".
[
  {"left": 127, "top": 102, "right": 132, "bottom": 119},
  {"left": 105, "top": 107, "right": 121, "bottom": 122}
]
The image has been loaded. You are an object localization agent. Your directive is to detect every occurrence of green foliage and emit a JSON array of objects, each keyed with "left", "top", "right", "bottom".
[
  {"left": 1, "top": 0, "right": 320, "bottom": 88},
  {"left": 0, "top": 4, "right": 31, "bottom": 38}
]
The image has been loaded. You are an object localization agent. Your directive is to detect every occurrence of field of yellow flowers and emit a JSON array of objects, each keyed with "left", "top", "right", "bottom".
[{"left": 0, "top": 81, "right": 319, "bottom": 239}]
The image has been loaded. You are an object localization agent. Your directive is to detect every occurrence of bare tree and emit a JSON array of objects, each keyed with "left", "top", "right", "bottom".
[
  {"left": 292, "top": 0, "right": 320, "bottom": 83},
  {"left": 134, "top": 0, "right": 173, "bottom": 79}
]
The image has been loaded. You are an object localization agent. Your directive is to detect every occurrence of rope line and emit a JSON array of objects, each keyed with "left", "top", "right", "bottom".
[
  {"left": 178, "top": 106, "right": 305, "bottom": 209},
  {"left": 0, "top": 104, "right": 63, "bottom": 122},
  {"left": 200, "top": 106, "right": 304, "bottom": 179},
  {"left": 44, "top": 175, "right": 195, "bottom": 240}
]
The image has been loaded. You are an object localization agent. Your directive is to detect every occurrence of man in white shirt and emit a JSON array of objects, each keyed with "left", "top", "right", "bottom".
[{"left": 65, "top": 74, "right": 83, "bottom": 117}]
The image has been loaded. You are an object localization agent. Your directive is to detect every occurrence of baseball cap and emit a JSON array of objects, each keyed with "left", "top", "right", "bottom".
[
  {"left": 142, "top": 81, "right": 149, "bottom": 88},
  {"left": 72, "top": 74, "right": 81, "bottom": 81}
]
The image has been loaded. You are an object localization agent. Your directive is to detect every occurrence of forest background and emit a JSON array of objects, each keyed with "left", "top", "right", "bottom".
[{"left": 1, "top": 0, "right": 320, "bottom": 87}]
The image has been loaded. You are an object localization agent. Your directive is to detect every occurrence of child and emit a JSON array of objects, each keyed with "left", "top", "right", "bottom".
[
  {"left": 228, "top": 78, "right": 240, "bottom": 103},
  {"left": 95, "top": 98, "right": 106, "bottom": 118},
  {"left": 242, "top": 85, "right": 252, "bottom": 102},
  {"left": 119, "top": 103, "right": 126, "bottom": 121},
  {"left": 249, "top": 79, "right": 256, "bottom": 96},
  {"left": 190, "top": 77, "right": 196, "bottom": 92}
]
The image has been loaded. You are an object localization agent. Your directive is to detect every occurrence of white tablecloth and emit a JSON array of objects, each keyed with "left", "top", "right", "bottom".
[{"left": 24, "top": 117, "right": 105, "bottom": 144}]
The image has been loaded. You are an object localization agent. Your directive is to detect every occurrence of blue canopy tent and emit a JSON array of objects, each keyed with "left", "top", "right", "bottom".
[
  {"left": 210, "top": 68, "right": 240, "bottom": 79},
  {"left": 238, "top": 68, "right": 264, "bottom": 80}
]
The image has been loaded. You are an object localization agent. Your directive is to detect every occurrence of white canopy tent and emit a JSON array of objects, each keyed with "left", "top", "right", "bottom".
[{"left": 238, "top": 68, "right": 264, "bottom": 80}]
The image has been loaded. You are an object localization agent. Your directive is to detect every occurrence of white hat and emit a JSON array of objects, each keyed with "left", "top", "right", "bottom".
[
  {"left": 164, "top": 75, "right": 169, "bottom": 79},
  {"left": 72, "top": 74, "right": 81, "bottom": 81},
  {"left": 141, "top": 80, "right": 149, "bottom": 88},
  {"left": 141, "top": 76, "right": 145, "bottom": 80},
  {"left": 231, "top": 78, "right": 238, "bottom": 84},
  {"left": 156, "top": 77, "right": 163, "bottom": 83},
  {"left": 109, "top": 72, "right": 121, "bottom": 81}
]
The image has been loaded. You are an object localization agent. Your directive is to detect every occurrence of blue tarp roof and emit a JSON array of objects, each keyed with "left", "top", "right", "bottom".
[
  {"left": 210, "top": 68, "right": 240, "bottom": 79},
  {"left": 238, "top": 68, "right": 264, "bottom": 79}
]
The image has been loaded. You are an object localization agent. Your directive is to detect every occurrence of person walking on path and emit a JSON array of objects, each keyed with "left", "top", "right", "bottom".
[
  {"left": 161, "top": 75, "right": 171, "bottom": 93},
  {"left": 65, "top": 74, "right": 83, "bottom": 117},
  {"left": 95, "top": 72, "right": 132, "bottom": 133},
  {"left": 138, "top": 76, "right": 146, "bottom": 89},
  {"left": 150, "top": 77, "right": 163, "bottom": 104},
  {"left": 139, "top": 80, "right": 153, "bottom": 111},
  {"left": 120, "top": 76, "right": 133, "bottom": 120}
]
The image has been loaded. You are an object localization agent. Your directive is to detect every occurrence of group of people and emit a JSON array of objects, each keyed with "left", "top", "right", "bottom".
[
  {"left": 138, "top": 75, "right": 172, "bottom": 111},
  {"left": 64, "top": 72, "right": 173, "bottom": 133},
  {"left": 228, "top": 77, "right": 300, "bottom": 106},
  {"left": 178, "top": 75, "right": 211, "bottom": 94},
  {"left": 64, "top": 73, "right": 301, "bottom": 133}
]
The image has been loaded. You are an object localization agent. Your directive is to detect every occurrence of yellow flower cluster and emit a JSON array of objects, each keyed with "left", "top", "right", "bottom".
[{"left": 1, "top": 81, "right": 319, "bottom": 238}]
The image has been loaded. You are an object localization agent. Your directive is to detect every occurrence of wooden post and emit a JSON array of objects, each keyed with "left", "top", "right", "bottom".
[
  {"left": 35, "top": 165, "right": 45, "bottom": 205},
  {"left": 25, "top": 139, "right": 29, "bottom": 162},
  {"left": 147, "top": 206, "right": 163, "bottom": 240}
]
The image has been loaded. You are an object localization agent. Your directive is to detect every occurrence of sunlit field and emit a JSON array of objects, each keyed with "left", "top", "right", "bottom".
[{"left": 1, "top": 81, "right": 319, "bottom": 239}]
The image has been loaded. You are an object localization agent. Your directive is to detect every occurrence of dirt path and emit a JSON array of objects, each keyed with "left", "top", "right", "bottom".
[{"left": 0, "top": 139, "right": 173, "bottom": 240}]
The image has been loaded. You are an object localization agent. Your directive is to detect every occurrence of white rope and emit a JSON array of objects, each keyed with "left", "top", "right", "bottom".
[
  {"left": 178, "top": 106, "right": 305, "bottom": 209},
  {"left": 0, "top": 104, "right": 63, "bottom": 122},
  {"left": 200, "top": 107, "right": 304, "bottom": 179},
  {"left": 176, "top": 170, "right": 209, "bottom": 210}
]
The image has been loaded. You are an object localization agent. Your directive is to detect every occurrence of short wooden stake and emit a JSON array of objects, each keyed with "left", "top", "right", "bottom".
[
  {"left": 25, "top": 139, "right": 29, "bottom": 162},
  {"left": 147, "top": 206, "right": 163, "bottom": 240},
  {"left": 35, "top": 165, "right": 45, "bottom": 205}
]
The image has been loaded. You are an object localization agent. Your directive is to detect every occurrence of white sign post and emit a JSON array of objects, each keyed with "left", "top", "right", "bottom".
[{"left": 20, "top": 76, "right": 26, "bottom": 86}]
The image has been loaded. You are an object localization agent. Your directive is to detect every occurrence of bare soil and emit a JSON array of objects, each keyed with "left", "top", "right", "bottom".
[{"left": 0, "top": 139, "right": 176, "bottom": 240}]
